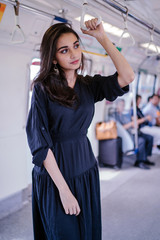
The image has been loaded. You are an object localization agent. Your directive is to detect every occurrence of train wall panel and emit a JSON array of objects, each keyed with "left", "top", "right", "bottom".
[{"left": 0, "top": 45, "right": 33, "bottom": 200}]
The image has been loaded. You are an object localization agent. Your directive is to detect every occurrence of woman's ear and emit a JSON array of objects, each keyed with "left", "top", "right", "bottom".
[{"left": 53, "top": 60, "right": 57, "bottom": 65}]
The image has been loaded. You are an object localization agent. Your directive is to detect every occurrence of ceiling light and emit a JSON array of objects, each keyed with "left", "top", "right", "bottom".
[{"left": 141, "top": 43, "right": 160, "bottom": 53}]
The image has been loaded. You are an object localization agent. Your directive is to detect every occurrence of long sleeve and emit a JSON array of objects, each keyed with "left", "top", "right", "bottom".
[
  {"left": 26, "top": 84, "right": 54, "bottom": 167},
  {"left": 88, "top": 72, "right": 129, "bottom": 102}
]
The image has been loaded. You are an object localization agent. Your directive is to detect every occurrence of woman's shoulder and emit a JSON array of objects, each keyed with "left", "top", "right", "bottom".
[
  {"left": 31, "top": 82, "right": 48, "bottom": 104},
  {"left": 33, "top": 82, "right": 44, "bottom": 93}
]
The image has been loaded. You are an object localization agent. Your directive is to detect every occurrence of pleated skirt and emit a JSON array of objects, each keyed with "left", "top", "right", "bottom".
[{"left": 32, "top": 163, "right": 102, "bottom": 240}]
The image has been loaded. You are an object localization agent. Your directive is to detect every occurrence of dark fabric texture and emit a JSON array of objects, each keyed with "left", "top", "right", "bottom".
[{"left": 26, "top": 72, "right": 129, "bottom": 240}]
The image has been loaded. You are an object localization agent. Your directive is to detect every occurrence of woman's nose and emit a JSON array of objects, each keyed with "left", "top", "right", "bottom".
[{"left": 70, "top": 49, "right": 76, "bottom": 58}]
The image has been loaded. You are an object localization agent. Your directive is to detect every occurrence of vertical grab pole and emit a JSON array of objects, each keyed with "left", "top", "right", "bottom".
[{"left": 131, "top": 79, "right": 138, "bottom": 154}]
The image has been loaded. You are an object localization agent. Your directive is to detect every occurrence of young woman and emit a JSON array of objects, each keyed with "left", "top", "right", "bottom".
[{"left": 26, "top": 19, "right": 134, "bottom": 240}]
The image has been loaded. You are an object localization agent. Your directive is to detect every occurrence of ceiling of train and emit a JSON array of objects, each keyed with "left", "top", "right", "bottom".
[
  {"left": 23, "top": 0, "right": 160, "bottom": 36},
  {"left": 21, "top": 0, "right": 160, "bottom": 50},
  {"left": 1, "top": 0, "right": 160, "bottom": 73},
  {"left": 21, "top": 0, "right": 160, "bottom": 72}
]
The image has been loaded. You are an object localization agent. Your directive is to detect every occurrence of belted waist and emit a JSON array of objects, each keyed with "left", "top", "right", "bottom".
[{"left": 52, "top": 130, "right": 87, "bottom": 142}]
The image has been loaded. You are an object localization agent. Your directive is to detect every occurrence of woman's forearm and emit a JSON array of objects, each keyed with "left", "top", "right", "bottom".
[
  {"left": 43, "top": 149, "right": 69, "bottom": 192},
  {"left": 43, "top": 149, "right": 81, "bottom": 215},
  {"left": 96, "top": 33, "right": 135, "bottom": 87},
  {"left": 81, "top": 20, "right": 134, "bottom": 87}
]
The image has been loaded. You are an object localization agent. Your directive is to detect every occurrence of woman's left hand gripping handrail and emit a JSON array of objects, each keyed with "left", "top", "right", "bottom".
[
  {"left": 80, "top": 0, "right": 102, "bottom": 31},
  {"left": 11, "top": 0, "right": 25, "bottom": 44}
]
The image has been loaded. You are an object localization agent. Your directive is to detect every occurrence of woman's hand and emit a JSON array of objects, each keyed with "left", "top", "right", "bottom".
[
  {"left": 81, "top": 18, "right": 105, "bottom": 39},
  {"left": 59, "top": 187, "right": 81, "bottom": 216}
]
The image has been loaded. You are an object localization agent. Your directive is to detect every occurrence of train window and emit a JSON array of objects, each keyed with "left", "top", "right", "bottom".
[
  {"left": 30, "top": 58, "right": 40, "bottom": 85},
  {"left": 155, "top": 75, "right": 160, "bottom": 96},
  {"left": 28, "top": 58, "right": 40, "bottom": 111},
  {"left": 137, "top": 72, "right": 155, "bottom": 107}
]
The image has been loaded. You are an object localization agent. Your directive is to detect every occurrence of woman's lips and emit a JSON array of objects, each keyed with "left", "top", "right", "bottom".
[{"left": 70, "top": 59, "right": 79, "bottom": 64}]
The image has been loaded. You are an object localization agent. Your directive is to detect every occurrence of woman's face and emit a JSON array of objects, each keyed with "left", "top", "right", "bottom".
[{"left": 53, "top": 33, "right": 82, "bottom": 72}]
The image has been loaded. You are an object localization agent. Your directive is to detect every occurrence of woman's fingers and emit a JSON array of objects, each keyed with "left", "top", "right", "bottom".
[
  {"left": 84, "top": 20, "right": 90, "bottom": 29},
  {"left": 81, "top": 18, "right": 105, "bottom": 38},
  {"left": 64, "top": 208, "right": 69, "bottom": 215},
  {"left": 91, "top": 18, "right": 97, "bottom": 29},
  {"left": 59, "top": 189, "right": 81, "bottom": 216},
  {"left": 76, "top": 204, "right": 81, "bottom": 216},
  {"left": 64, "top": 203, "right": 81, "bottom": 216},
  {"left": 84, "top": 18, "right": 98, "bottom": 30}
]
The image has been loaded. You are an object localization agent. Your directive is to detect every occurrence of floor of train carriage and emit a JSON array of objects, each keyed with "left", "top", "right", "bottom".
[{"left": 0, "top": 154, "right": 160, "bottom": 240}]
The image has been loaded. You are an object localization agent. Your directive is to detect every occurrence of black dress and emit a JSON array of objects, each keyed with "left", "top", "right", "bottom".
[{"left": 26, "top": 72, "right": 129, "bottom": 240}]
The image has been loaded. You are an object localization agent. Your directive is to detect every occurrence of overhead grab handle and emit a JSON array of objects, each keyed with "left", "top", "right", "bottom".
[
  {"left": 145, "top": 25, "right": 159, "bottom": 56},
  {"left": 118, "top": 7, "right": 135, "bottom": 47},
  {"left": 11, "top": 0, "right": 25, "bottom": 44},
  {"left": 80, "top": 0, "right": 102, "bottom": 31}
]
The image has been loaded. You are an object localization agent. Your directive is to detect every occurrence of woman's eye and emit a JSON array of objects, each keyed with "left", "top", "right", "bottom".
[
  {"left": 60, "top": 49, "right": 68, "bottom": 54},
  {"left": 74, "top": 44, "right": 79, "bottom": 49}
]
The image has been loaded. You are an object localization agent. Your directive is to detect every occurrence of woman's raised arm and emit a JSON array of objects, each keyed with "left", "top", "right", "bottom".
[{"left": 81, "top": 19, "right": 135, "bottom": 88}]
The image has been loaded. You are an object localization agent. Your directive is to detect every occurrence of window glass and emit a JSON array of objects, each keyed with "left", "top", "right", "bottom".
[{"left": 28, "top": 58, "right": 40, "bottom": 110}]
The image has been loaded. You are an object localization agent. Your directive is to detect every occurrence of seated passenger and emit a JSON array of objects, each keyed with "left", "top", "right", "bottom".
[
  {"left": 132, "top": 95, "right": 160, "bottom": 154},
  {"left": 115, "top": 99, "right": 154, "bottom": 169},
  {"left": 142, "top": 94, "right": 160, "bottom": 126}
]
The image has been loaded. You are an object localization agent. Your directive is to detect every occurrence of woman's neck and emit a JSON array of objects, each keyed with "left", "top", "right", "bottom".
[{"left": 65, "top": 70, "right": 77, "bottom": 88}]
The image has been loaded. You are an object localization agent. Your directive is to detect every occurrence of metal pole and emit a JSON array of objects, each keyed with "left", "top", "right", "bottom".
[
  {"left": 153, "top": 75, "right": 157, "bottom": 94},
  {"left": 131, "top": 81, "right": 139, "bottom": 154},
  {"left": 2, "top": 0, "right": 70, "bottom": 22},
  {"left": 3, "top": 0, "right": 160, "bottom": 35},
  {"left": 96, "top": 0, "right": 160, "bottom": 35},
  {"left": 136, "top": 71, "right": 141, "bottom": 95}
]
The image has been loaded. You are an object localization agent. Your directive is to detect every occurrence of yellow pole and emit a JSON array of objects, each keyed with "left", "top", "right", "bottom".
[{"left": 82, "top": 50, "right": 108, "bottom": 57}]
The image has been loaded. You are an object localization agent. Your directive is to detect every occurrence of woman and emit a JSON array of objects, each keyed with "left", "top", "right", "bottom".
[{"left": 26, "top": 19, "right": 134, "bottom": 240}]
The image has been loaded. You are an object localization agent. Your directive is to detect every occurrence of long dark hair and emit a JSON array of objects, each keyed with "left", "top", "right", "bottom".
[{"left": 33, "top": 23, "right": 86, "bottom": 107}]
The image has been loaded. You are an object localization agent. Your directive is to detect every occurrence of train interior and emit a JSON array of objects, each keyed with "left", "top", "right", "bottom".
[{"left": 0, "top": 0, "right": 160, "bottom": 239}]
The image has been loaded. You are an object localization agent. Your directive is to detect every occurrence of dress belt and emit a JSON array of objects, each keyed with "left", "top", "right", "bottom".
[{"left": 52, "top": 130, "right": 87, "bottom": 142}]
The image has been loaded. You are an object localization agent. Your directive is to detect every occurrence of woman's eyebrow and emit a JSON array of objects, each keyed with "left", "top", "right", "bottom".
[{"left": 57, "top": 40, "right": 79, "bottom": 51}]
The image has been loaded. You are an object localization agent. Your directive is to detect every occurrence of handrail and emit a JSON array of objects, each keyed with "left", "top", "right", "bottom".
[
  {"left": 2, "top": 0, "right": 71, "bottom": 23},
  {"left": 3, "top": 0, "right": 160, "bottom": 36},
  {"left": 145, "top": 26, "right": 159, "bottom": 56},
  {"left": 95, "top": 0, "right": 160, "bottom": 36},
  {"left": 80, "top": 0, "right": 102, "bottom": 31},
  {"left": 118, "top": 7, "right": 135, "bottom": 47},
  {"left": 11, "top": 0, "right": 25, "bottom": 44}
]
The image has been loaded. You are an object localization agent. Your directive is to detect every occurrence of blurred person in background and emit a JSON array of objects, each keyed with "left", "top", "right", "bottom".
[
  {"left": 142, "top": 94, "right": 160, "bottom": 127},
  {"left": 115, "top": 99, "right": 154, "bottom": 170},
  {"left": 131, "top": 95, "right": 160, "bottom": 154}
]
